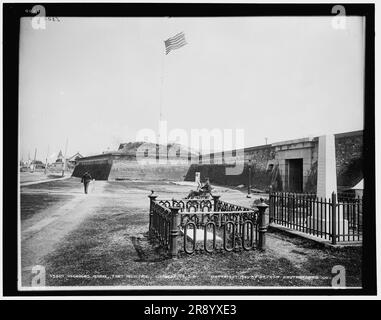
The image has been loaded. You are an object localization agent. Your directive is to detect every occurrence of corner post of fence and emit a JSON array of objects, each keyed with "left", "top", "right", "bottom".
[
  {"left": 331, "top": 192, "right": 337, "bottom": 245},
  {"left": 148, "top": 194, "right": 158, "bottom": 233},
  {"left": 257, "top": 199, "right": 269, "bottom": 251},
  {"left": 169, "top": 206, "right": 180, "bottom": 258},
  {"left": 212, "top": 195, "right": 221, "bottom": 212},
  {"left": 268, "top": 192, "right": 273, "bottom": 222}
]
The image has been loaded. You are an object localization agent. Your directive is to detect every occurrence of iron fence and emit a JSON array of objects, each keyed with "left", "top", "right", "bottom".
[
  {"left": 269, "top": 192, "right": 362, "bottom": 244},
  {"left": 148, "top": 195, "right": 269, "bottom": 258}
]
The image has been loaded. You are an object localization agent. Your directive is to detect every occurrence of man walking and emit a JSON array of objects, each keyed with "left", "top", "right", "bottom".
[{"left": 81, "top": 171, "right": 92, "bottom": 194}]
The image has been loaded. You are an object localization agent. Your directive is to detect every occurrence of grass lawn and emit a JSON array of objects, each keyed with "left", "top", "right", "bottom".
[
  {"left": 43, "top": 205, "right": 362, "bottom": 288},
  {"left": 21, "top": 193, "right": 75, "bottom": 220}
]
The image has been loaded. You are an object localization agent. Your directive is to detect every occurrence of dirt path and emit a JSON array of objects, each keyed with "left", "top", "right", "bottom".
[
  {"left": 20, "top": 176, "right": 71, "bottom": 186},
  {"left": 21, "top": 181, "right": 108, "bottom": 286}
]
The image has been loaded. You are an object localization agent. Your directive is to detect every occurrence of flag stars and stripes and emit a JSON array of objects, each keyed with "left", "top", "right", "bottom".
[{"left": 164, "top": 32, "right": 187, "bottom": 54}]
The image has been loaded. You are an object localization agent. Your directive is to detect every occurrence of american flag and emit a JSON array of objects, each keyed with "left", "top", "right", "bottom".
[{"left": 164, "top": 32, "right": 187, "bottom": 55}]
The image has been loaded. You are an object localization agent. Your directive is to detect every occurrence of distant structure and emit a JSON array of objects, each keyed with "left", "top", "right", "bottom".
[
  {"left": 66, "top": 152, "right": 83, "bottom": 167},
  {"left": 72, "top": 130, "right": 363, "bottom": 193},
  {"left": 55, "top": 150, "right": 64, "bottom": 163},
  {"left": 49, "top": 150, "right": 66, "bottom": 170},
  {"left": 19, "top": 159, "right": 44, "bottom": 171},
  {"left": 73, "top": 142, "right": 197, "bottom": 181},
  {"left": 31, "top": 160, "right": 45, "bottom": 169}
]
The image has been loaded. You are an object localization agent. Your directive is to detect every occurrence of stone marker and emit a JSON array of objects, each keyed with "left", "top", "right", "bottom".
[
  {"left": 195, "top": 172, "right": 200, "bottom": 185},
  {"left": 181, "top": 228, "right": 222, "bottom": 242},
  {"left": 309, "top": 134, "right": 348, "bottom": 240},
  {"left": 317, "top": 134, "right": 337, "bottom": 199}
]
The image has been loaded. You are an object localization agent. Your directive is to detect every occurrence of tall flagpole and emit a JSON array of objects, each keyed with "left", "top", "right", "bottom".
[
  {"left": 158, "top": 35, "right": 168, "bottom": 153},
  {"left": 159, "top": 41, "right": 166, "bottom": 133},
  {"left": 160, "top": 30, "right": 187, "bottom": 127},
  {"left": 62, "top": 138, "right": 68, "bottom": 177},
  {"left": 159, "top": 30, "right": 186, "bottom": 156},
  {"left": 44, "top": 145, "right": 49, "bottom": 175},
  {"left": 31, "top": 148, "right": 37, "bottom": 173}
]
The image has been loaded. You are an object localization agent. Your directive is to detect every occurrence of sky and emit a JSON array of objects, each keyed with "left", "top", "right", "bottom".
[{"left": 19, "top": 16, "right": 365, "bottom": 162}]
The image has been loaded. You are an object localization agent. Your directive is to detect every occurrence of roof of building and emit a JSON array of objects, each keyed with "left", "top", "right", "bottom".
[
  {"left": 78, "top": 130, "right": 363, "bottom": 162},
  {"left": 67, "top": 152, "right": 83, "bottom": 161}
]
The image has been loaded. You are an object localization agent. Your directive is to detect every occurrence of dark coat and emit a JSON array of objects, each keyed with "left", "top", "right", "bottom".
[{"left": 81, "top": 173, "right": 92, "bottom": 183}]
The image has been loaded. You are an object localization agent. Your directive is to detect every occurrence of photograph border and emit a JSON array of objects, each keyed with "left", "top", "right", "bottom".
[{"left": 3, "top": 2, "right": 376, "bottom": 296}]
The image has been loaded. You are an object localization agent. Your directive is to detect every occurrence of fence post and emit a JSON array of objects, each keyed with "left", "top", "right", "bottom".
[
  {"left": 148, "top": 194, "right": 158, "bottom": 234},
  {"left": 212, "top": 195, "right": 221, "bottom": 212},
  {"left": 331, "top": 192, "right": 337, "bottom": 245},
  {"left": 257, "top": 199, "right": 269, "bottom": 251},
  {"left": 268, "top": 193, "right": 273, "bottom": 223},
  {"left": 169, "top": 206, "right": 180, "bottom": 258},
  {"left": 247, "top": 160, "right": 252, "bottom": 198}
]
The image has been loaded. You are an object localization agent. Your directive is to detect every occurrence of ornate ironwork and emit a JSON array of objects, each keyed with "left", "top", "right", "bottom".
[
  {"left": 150, "top": 197, "right": 264, "bottom": 257},
  {"left": 150, "top": 201, "right": 171, "bottom": 250},
  {"left": 158, "top": 199, "right": 213, "bottom": 213}
]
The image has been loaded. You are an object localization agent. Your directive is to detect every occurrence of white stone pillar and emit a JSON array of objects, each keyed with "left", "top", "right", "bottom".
[
  {"left": 195, "top": 172, "right": 200, "bottom": 186},
  {"left": 317, "top": 135, "right": 337, "bottom": 199},
  {"left": 309, "top": 135, "right": 348, "bottom": 239}
]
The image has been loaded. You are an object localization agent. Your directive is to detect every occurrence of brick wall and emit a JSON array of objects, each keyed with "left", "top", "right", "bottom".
[
  {"left": 335, "top": 131, "right": 363, "bottom": 189},
  {"left": 184, "top": 145, "right": 275, "bottom": 191}
]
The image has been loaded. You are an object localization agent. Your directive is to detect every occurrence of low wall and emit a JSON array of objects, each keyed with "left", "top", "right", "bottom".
[
  {"left": 72, "top": 159, "right": 112, "bottom": 180},
  {"left": 335, "top": 132, "right": 363, "bottom": 189},
  {"left": 184, "top": 163, "right": 274, "bottom": 191},
  {"left": 72, "top": 130, "right": 363, "bottom": 189},
  {"left": 108, "top": 160, "right": 191, "bottom": 181},
  {"left": 184, "top": 145, "right": 275, "bottom": 191}
]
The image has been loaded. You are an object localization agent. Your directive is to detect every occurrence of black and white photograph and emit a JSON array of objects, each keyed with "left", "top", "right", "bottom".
[{"left": 2, "top": 2, "right": 377, "bottom": 299}]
